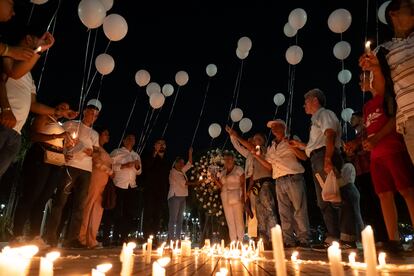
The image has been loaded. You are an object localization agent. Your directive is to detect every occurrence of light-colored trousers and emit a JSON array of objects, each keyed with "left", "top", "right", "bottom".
[
  {"left": 221, "top": 191, "right": 244, "bottom": 241},
  {"left": 78, "top": 169, "right": 109, "bottom": 247}
]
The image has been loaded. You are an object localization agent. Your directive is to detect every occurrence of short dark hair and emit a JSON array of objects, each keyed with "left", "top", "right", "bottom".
[
  {"left": 4, "top": 23, "right": 44, "bottom": 46},
  {"left": 123, "top": 132, "right": 136, "bottom": 139},
  {"left": 223, "top": 151, "right": 235, "bottom": 158},
  {"left": 352, "top": 111, "right": 362, "bottom": 118},
  {"left": 94, "top": 125, "right": 109, "bottom": 135},
  {"left": 304, "top": 88, "right": 326, "bottom": 107},
  {"left": 386, "top": 0, "right": 414, "bottom": 26}
]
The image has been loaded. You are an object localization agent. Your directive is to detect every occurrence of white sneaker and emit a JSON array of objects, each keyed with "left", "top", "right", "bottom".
[{"left": 31, "top": 236, "right": 50, "bottom": 250}]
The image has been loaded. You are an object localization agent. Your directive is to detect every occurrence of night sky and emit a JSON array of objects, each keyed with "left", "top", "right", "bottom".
[{"left": 6, "top": 0, "right": 393, "bottom": 159}]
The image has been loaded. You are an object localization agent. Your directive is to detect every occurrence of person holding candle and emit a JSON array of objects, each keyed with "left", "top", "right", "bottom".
[
  {"left": 109, "top": 133, "right": 142, "bottom": 245},
  {"left": 212, "top": 151, "right": 245, "bottom": 242},
  {"left": 10, "top": 102, "right": 75, "bottom": 247},
  {"left": 78, "top": 126, "right": 113, "bottom": 249},
  {"left": 225, "top": 126, "right": 278, "bottom": 248},
  {"left": 45, "top": 99, "right": 101, "bottom": 248},
  {"left": 359, "top": 0, "right": 414, "bottom": 165},
  {"left": 251, "top": 119, "right": 311, "bottom": 249},
  {"left": 167, "top": 148, "right": 194, "bottom": 241}
]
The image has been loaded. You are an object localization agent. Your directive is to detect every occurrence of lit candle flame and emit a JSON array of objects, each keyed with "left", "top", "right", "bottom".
[
  {"left": 378, "top": 252, "right": 386, "bottom": 267},
  {"left": 71, "top": 132, "right": 77, "bottom": 139},
  {"left": 96, "top": 263, "right": 112, "bottom": 273},
  {"left": 35, "top": 46, "right": 42, "bottom": 53},
  {"left": 46, "top": 251, "right": 60, "bottom": 262},
  {"left": 365, "top": 41, "right": 371, "bottom": 54},
  {"left": 199, "top": 176, "right": 203, "bottom": 181},
  {"left": 291, "top": 251, "right": 299, "bottom": 262}
]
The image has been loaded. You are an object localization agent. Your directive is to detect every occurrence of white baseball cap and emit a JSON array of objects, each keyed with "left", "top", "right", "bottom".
[
  {"left": 266, "top": 119, "right": 286, "bottom": 128},
  {"left": 86, "top": 99, "right": 102, "bottom": 112}
]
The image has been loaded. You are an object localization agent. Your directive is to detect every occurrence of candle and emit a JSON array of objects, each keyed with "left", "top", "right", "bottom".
[
  {"left": 92, "top": 263, "right": 112, "bottom": 276},
  {"left": 361, "top": 226, "right": 377, "bottom": 276},
  {"left": 327, "top": 242, "right": 344, "bottom": 276},
  {"left": 378, "top": 252, "right": 386, "bottom": 267},
  {"left": 216, "top": 268, "right": 228, "bottom": 276},
  {"left": 146, "top": 237, "right": 153, "bottom": 264},
  {"left": 291, "top": 251, "right": 299, "bottom": 262},
  {"left": 35, "top": 46, "right": 42, "bottom": 53},
  {"left": 152, "top": 257, "right": 170, "bottom": 276},
  {"left": 271, "top": 225, "right": 287, "bottom": 276},
  {"left": 205, "top": 239, "right": 211, "bottom": 248},
  {"left": 255, "top": 145, "right": 260, "bottom": 155},
  {"left": 199, "top": 176, "right": 203, "bottom": 181},
  {"left": 0, "top": 245, "right": 39, "bottom": 276},
  {"left": 39, "top": 251, "right": 60, "bottom": 276},
  {"left": 120, "top": 242, "right": 136, "bottom": 276},
  {"left": 348, "top": 252, "right": 356, "bottom": 265},
  {"left": 157, "top": 242, "right": 166, "bottom": 257},
  {"left": 365, "top": 40, "right": 372, "bottom": 54},
  {"left": 221, "top": 239, "right": 225, "bottom": 250}
]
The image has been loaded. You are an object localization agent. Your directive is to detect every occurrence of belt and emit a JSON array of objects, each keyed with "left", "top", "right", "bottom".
[
  {"left": 39, "top": 142, "right": 64, "bottom": 153},
  {"left": 276, "top": 174, "right": 298, "bottom": 180},
  {"left": 253, "top": 177, "right": 273, "bottom": 185},
  {"left": 310, "top": 146, "right": 326, "bottom": 158}
]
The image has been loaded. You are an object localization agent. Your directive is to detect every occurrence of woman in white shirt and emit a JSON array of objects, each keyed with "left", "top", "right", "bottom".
[
  {"left": 213, "top": 151, "right": 245, "bottom": 242},
  {"left": 167, "top": 148, "right": 193, "bottom": 241}
]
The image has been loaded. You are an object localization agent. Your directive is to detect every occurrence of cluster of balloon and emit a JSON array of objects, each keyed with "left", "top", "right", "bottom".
[
  {"left": 378, "top": 1, "right": 391, "bottom": 25},
  {"left": 95, "top": 53, "right": 115, "bottom": 75},
  {"left": 30, "top": 0, "right": 49, "bottom": 4},
  {"left": 284, "top": 8, "right": 307, "bottom": 65},
  {"left": 208, "top": 123, "right": 222, "bottom": 139},
  {"left": 206, "top": 64, "right": 218, "bottom": 77},
  {"left": 236, "top": 37, "right": 252, "bottom": 60},
  {"left": 239, "top": 118, "right": 252, "bottom": 134},
  {"left": 273, "top": 93, "right": 286, "bottom": 107},
  {"left": 341, "top": 108, "right": 354, "bottom": 123},
  {"left": 175, "top": 70, "right": 189, "bottom": 86},
  {"left": 162, "top": 84, "right": 174, "bottom": 97},
  {"left": 230, "top": 108, "right": 243, "bottom": 123},
  {"left": 135, "top": 69, "right": 151, "bottom": 87},
  {"left": 145, "top": 82, "right": 165, "bottom": 109}
]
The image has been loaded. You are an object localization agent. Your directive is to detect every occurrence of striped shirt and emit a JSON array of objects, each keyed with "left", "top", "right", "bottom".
[{"left": 380, "top": 32, "right": 414, "bottom": 133}]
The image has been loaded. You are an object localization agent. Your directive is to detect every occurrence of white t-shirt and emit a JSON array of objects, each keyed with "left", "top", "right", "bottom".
[
  {"left": 168, "top": 161, "right": 193, "bottom": 199},
  {"left": 266, "top": 140, "right": 305, "bottom": 179},
  {"left": 305, "top": 107, "right": 342, "bottom": 157},
  {"left": 111, "top": 147, "right": 142, "bottom": 189},
  {"left": 5, "top": 73, "right": 36, "bottom": 134},
  {"left": 64, "top": 121, "right": 99, "bottom": 172}
]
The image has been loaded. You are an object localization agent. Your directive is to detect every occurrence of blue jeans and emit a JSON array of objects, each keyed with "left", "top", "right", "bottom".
[
  {"left": 276, "top": 174, "right": 310, "bottom": 245},
  {"left": 254, "top": 181, "right": 278, "bottom": 243},
  {"left": 339, "top": 183, "right": 364, "bottom": 242},
  {"left": 0, "top": 126, "right": 21, "bottom": 181},
  {"left": 168, "top": 196, "right": 186, "bottom": 240},
  {"left": 310, "top": 148, "right": 343, "bottom": 242}
]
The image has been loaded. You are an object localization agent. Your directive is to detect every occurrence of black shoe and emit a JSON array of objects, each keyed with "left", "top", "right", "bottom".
[
  {"left": 339, "top": 240, "right": 357, "bottom": 251},
  {"left": 297, "top": 242, "right": 311, "bottom": 250},
  {"left": 64, "top": 239, "right": 87, "bottom": 249},
  {"left": 382, "top": 241, "right": 405, "bottom": 258},
  {"left": 283, "top": 243, "right": 296, "bottom": 249},
  {"left": 311, "top": 242, "right": 330, "bottom": 252}
]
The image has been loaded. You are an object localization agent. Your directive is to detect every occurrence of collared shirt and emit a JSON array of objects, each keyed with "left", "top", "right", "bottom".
[
  {"left": 111, "top": 147, "right": 142, "bottom": 189},
  {"left": 380, "top": 32, "right": 414, "bottom": 132},
  {"left": 305, "top": 107, "right": 342, "bottom": 157},
  {"left": 265, "top": 139, "right": 305, "bottom": 179},
  {"left": 218, "top": 165, "right": 244, "bottom": 191},
  {"left": 64, "top": 121, "right": 99, "bottom": 172},
  {"left": 168, "top": 162, "right": 193, "bottom": 199},
  {"left": 229, "top": 136, "right": 271, "bottom": 180}
]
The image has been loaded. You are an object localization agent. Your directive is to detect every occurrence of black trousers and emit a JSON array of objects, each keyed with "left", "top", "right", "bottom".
[
  {"left": 143, "top": 192, "right": 164, "bottom": 238},
  {"left": 13, "top": 143, "right": 63, "bottom": 237}
]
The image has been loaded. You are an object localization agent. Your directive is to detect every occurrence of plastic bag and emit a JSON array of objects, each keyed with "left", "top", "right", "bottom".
[{"left": 316, "top": 171, "right": 341, "bottom": 203}]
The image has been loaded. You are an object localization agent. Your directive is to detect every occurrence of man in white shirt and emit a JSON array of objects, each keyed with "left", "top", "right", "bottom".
[
  {"left": 110, "top": 133, "right": 142, "bottom": 244},
  {"left": 291, "top": 88, "right": 344, "bottom": 249},
  {"left": 252, "top": 119, "right": 311, "bottom": 248},
  {"left": 0, "top": 26, "right": 75, "bottom": 183},
  {"left": 167, "top": 148, "right": 193, "bottom": 241},
  {"left": 45, "top": 100, "right": 101, "bottom": 248}
]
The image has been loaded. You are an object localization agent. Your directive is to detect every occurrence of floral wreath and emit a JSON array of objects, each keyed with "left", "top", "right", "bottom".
[{"left": 188, "top": 148, "right": 245, "bottom": 226}]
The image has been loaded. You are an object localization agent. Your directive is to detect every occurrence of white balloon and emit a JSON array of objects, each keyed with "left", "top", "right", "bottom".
[
  {"left": 95, "top": 53, "right": 115, "bottom": 75},
  {"left": 283, "top": 22, "right": 297, "bottom": 38},
  {"left": 341, "top": 108, "right": 354, "bottom": 123},
  {"left": 288, "top": 8, "right": 307, "bottom": 30},
  {"left": 285, "top": 45, "right": 303, "bottom": 65},
  {"left": 230, "top": 108, "right": 243, "bottom": 123},
  {"left": 206, "top": 64, "right": 218, "bottom": 77},
  {"left": 149, "top": 92, "right": 165, "bottom": 109},
  {"left": 175, "top": 71, "right": 189, "bottom": 86},
  {"left": 239, "top": 118, "right": 253, "bottom": 133},
  {"left": 208, "top": 123, "right": 222, "bottom": 139},
  {"left": 237, "top": 36, "right": 252, "bottom": 53},
  {"left": 78, "top": 0, "right": 106, "bottom": 29},
  {"left": 30, "top": 0, "right": 49, "bottom": 4},
  {"left": 135, "top": 70, "right": 150, "bottom": 87},
  {"left": 273, "top": 93, "right": 286, "bottom": 106},
  {"left": 162, "top": 84, "right": 174, "bottom": 97},
  {"left": 103, "top": 14, "right": 128, "bottom": 41},
  {"left": 378, "top": 1, "right": 391, "bottom": 25},
  {"left": 236, "top": 48, "right": 249, "bottom": 60},
  {"left": 99, "top": 0, "right": 113, "bottom": 11},
  {"left": 146, "top": 82, "right": 161, "bottom": 97},
  {"left": 328, "top": 9, "right": 352, "bottom": 33},
  {"left": 338, "top": 69, "right": 352, "bottom": 84},
  {"left": 333, "top": 41, "right": 351, "bottom": 60}
]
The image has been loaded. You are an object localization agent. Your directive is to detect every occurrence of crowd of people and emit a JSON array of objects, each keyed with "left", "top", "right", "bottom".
[{"left": 0, "top": 0, "right": 413, "bottom": 255}]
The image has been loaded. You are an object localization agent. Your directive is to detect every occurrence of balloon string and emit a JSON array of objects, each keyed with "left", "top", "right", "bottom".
[
  {"left": 234, "top": 59, "right": 244, "bottom": 108},
  {"left": 225, "top": 65, "right": 242, "bottom": 126},
  {"left": 286, "top": 65, "right": 296, "bottom": 138},
  {"left": 375, "top": 0, "right": 379, "bottom": 46},
  {"left": 36, "top": 0, "right": 61, "bottom": 95},
  {"left": 138, "top": 109, "right": 158, "bottom": 154},
  {"left": 209, "top": 137, "right": 214, "bottom": 149},
  {"left": 96, "top": 75, "right": 104, "bottom": 101},
  {"left": 221, "top": 122, "right": 234, "bottom": 151},
  {"left": 27, "top": 3, "right": 35, "bottom": 25},
  {"left": 137, "top": 106, "right": 151, "bottom": 150},
  {"left": 46, "top": 0, "right": 62, "bottom": 32},
  {"left": 285, "top": 64, "right": 292, "bottom": 123},
  {"left": 78, "top": 29, "right": 92, "bottom": 116},
  {"left": 161, "top": 86, "right": 181, "bottom": 138},
  {"left": 85, "top": 29, "right": 98, "bottom": 90},
  {"left": 118, "top": 95, "right": 139, "bottom": 148},
  {"left": 266, "top": 106, "right": 279, "bottom": 146},
  {"left": 190, "top": 78, "right": 211, "bottom": 148}
]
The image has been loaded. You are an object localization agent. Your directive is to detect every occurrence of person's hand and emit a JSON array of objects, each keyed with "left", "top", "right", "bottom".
[
  {"left": 65, "top": 153, "right": 73, "bottom": 162},
  {"left": 54, "top": 131, "right": 69, "bottom": 139},
  {"left": 343, "top": 140, "right": 358, "bottom": 155},
  {"left": 134, "top": 160, "right": 141, "bottom": 170},
  {"left": 5, "top": 45, "right": 35, "bottom": 61},
  {"left": 0, "top": 109, "right": 16, "bottom": 128},
  {"left": 288, "top": 139, "right": 300, "bottom": 148},
  {"left": 59, "top": 109, "right": 78, "bottom": 120},
  {"left": 36, "top": 32, "right": 55, "bottom": 52},
  {"left": 362, "top": 135, "right": 379, "bottom": 151},
  {"left": 83, "top": 148, "right": 93, "bottom": 156},
  {"left": 188, "top": 147, "right": 193, "bottom": 155},
  {"left": 359, "top": 53, "right": 381, "bottom": 73},
  {"left": 324, "top": 157, "right": 334, "bottom": 175},
  {"left": 225, "top": 125, "right": 236, "bottom": 136}
]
